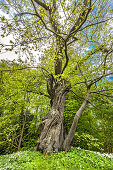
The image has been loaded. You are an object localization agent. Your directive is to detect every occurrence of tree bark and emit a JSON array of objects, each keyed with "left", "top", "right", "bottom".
[
  {"left": 18, "top": 115, "right": 26, "bottom": 151},
  {"left": 63, "top": 89, "right": 90, "bottom": 151},
  {"left": 35, "top": 86, "right": 66, "bottom": 154},
  {"left": 36, "top": 87, "right": 90, "bottom": 153}
]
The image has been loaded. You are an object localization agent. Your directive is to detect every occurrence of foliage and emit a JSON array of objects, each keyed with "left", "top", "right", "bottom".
[
  {"left": 0, "top": 148, "right": 113, "bottom": 170},
  {"left": 64, "top": 94, "right": 103, "bottom": 152},
  {"left": 0, "top": 60, "right": 50, "bottom": 154},
  {"left": 64, "top": 93, "right": 82, "bottom": 132},
  {"left": 72, "top": 133, "right": 103, "bottom": 152},
  {"left": 64, "top": 94, "right": 98, "bottom": 135},
  {"left": 92, "top": 93, "right": 113, "bottom": 153}
]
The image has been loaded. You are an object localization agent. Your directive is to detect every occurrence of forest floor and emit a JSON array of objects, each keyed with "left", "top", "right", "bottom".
[{"left": 0, "top": 147, "right": 113, "bottom": 170}]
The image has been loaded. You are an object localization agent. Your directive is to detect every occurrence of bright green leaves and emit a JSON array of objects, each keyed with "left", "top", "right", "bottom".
[
  {"left": 73, "top": 132, "right": 103, "bottom": 152},
  {"left": 0, "top": 60, "right": 50, "bottom": 154}
]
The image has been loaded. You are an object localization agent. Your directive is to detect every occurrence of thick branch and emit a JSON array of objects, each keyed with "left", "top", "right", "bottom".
[
  {"left": 48, "top": 5, "right": 61, "bottom": 34},
  {"left": 17, "top": 12, "right": 38, "bottom": 17},
  {"left": 61, "top": 41, "right": 69, "bottom": 74},
  {"left": 33, "top": 0, "right": 49, "bottom": 11},
  {"left": 32, "top": 0, "right": 60, "bottom": 34}
]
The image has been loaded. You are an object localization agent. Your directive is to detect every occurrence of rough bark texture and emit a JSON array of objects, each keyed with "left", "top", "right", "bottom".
[
  {"left": 35, "top": 86, "right": 66, "bottom": 154},
  {"left": 35, "top": 86, "right": 90, "bottom": 153}
]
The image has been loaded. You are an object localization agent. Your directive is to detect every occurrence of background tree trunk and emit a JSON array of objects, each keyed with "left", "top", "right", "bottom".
[{"left": 18, "top": 118, "right": 26, "bottom": 151}]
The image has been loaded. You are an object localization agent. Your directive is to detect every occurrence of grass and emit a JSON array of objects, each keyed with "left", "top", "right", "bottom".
[{"left": 0, "top": 147, "right": 113, "bottom": 170}]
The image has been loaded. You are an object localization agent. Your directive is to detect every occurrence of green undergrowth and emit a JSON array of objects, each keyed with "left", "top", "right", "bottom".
[{"left": 0, "top": 148, "right": 113, "bottom": 170}]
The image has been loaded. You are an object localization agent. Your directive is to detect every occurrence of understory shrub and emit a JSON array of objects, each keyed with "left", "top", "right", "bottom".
[{"left": 72, "top": 132, "right": 103, "bottom": 152}]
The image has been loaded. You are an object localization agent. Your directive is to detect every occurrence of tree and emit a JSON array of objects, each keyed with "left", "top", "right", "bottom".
[{"left": 0, "top": 0, "right": 113, "bottom": 154}]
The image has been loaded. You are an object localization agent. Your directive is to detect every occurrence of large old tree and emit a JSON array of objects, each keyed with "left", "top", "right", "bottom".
[{"left": 0, "top": 0, "right": 113, "bottom": 153}]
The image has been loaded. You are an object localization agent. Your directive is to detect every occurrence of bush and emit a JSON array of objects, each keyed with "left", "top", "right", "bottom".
[{"left": 72, "top": 132, "right": 103, "bottom": 152}]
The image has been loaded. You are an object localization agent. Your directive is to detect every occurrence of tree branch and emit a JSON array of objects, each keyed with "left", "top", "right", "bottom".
[
  {"left": 79, "top": 17, "right": 113, "bottom": 32},
  {"left": 17, "top": 12, "right": 38, "bottom": 17},
  {"left": 66, "top": 0, "right": 91, "bottom": 41},
  {"left": 94, "top": 49, "right": 113, "bottom": 74},
  {"left": 72, "top": 81, "right": 87, "bottom": 86},
  {"left": 61, "top": 41, "right": 69, "bottom": 74},
  {"left": 89, "top": 72, "right": 113, "bottom": 87},
  {"left": 63, "top": 88, "right": 90, "bottom": 151},
  {"left": 31, "top": 0, "right": 38, "bottom": 14},
  {"left": 33, "top": 0, "right": 50, "bottom": 11},
  {"left": 76, "top": 62, "right": 88, "bottom": 87},
  {"left": 67, "top": 37, "right": 78, "bottom": 46},
  {"left": 53, "top": 0, "right": 56, "bottom": 13},
  {"left": 32, "top": 0, "right": 61, "bottom": 36},
  {"left": 70, "top": 90, "right": 98, "bottom": 109},
  {"left": 75, "top": 46, "right": 112, "bottom": 70},
  {"left": 91, "top": 88, "right": 113, "bottom": 93},
  {"left": 1, "top": 66, "right": 52, "bottom": 75},
  {"left": 91, "top": 92, "right": 113, "bottom": 98},
  {"left": 69, "top": 90, "right": 85, "bottom": 100},
  {"left": 27, "top": 90, "right": 50, "bottom": 98},
  {"left": 29, "top": 1, "right": 64, "bottom": 39}
]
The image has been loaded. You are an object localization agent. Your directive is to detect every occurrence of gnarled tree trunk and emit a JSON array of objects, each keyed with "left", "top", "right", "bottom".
[
  {"left": 35, "top": 86, "right": 66, "bottom": 153},
  {"left": 35, "top": 87, "right": 90, "bottom": 154}
]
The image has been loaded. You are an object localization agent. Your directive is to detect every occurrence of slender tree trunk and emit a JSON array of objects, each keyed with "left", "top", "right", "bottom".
[
  {"left": 63, "top": 89, "right": 90, "bottom": 151},
  {"left": 18, "top": 115, "right": 26, "bottom": 151},
  {"left": 35, "top": 86, "right": 66, "bottom": 154}
]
